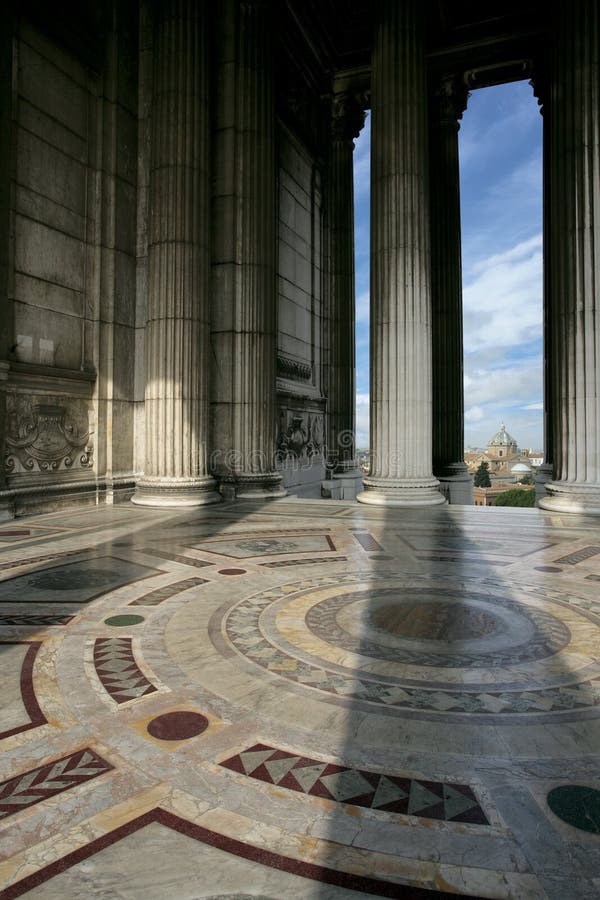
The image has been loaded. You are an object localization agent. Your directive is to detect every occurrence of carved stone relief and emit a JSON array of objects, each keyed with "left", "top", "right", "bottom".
[
  {"left": 5, "top": 394, "right": 94, "bottom": 475},
  {"left": 277, "top": 410, "right": 324, "bottom": 461}
]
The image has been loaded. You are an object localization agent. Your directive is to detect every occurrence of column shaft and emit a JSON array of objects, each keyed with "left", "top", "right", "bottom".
[
  {"left": 540, "top": 0, "right": 600, "bottom": 513},
  {"left": 326, "top": 95, "right": 364, "bottom": 473},
  {"left": 210, "top": 0, "right": 284, "bottom": 499},
  {"left": 133, "top": 0, "right": 219, "bottom": 507},
  {"left": 430, "top": 77, "right": 473, "bottom": 505},
  {"left": 532, "top": 73, "right": 554, "bottom": 503},
  {"left": 358, "top": 0, "right": 444, "bottom": 506}
]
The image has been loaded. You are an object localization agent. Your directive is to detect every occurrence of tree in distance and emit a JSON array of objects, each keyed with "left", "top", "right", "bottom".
[
  {"left": 494, "top": 488, "right": 535, "bottom": 507},
  {"left": 474, "top": 460, "right": 491, "bottom": 487},
  {"left": 518, "top": 473, "right": 534, "bottom": 485}
]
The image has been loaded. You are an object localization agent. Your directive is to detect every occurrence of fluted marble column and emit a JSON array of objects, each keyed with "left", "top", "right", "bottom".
[
  {"left": 0, "top": 12, "right": 13, "bottom": 502},
  {"left": 531, "top": 70, "right": 554, "bottom": 505},
  {"left": 430, "top": 76, "right": 473, "bottom": 506},
  {"left": 357, "top": 0, "right": 445, "bottom": 507},
  {"left": 327, "top": 93, "right": 365, "bottom": 474},
  {"left": 210, "top": 0, "right": 284, "bottom": 499},
  {"left": 133, "top": 0, "right": 220, "bottom": 507},
  {"left": 539, "top": 0, "right": 600, "bottom": 514}
]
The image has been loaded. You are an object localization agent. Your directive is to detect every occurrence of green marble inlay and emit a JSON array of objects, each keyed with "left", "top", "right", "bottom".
[
  {"left": 104, "top": 614, "right": 145, "bottom": 627},
  {"left": 547, "top": 785, "right": 600, "bottom": 834}
]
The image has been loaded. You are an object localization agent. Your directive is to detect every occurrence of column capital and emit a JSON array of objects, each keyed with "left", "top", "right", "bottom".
[
  {"left": 331, "top": 92, "right": 367, "bottom": 144},
  {"left": 429, "top": 76, "right": 469, "bottom": 130},
  {"left": 529, "top": 59, "right": 549, "bottom": 116}
]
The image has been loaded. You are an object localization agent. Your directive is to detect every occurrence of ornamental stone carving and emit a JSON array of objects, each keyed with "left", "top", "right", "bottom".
[
  {"left": 276, "top": 355, "right": 312, "bottom": 381},
  {"left": 277, "top": 412, "right": 324, "bottom": 460},
  {"left": 429, "top": 76, "right": 469, "bottom": 129},
  {"left": 5, "top": 395, "right": 93, "bottom": 475}
]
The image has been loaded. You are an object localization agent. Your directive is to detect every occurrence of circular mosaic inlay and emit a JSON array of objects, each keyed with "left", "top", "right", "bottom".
[
  {"left": 147, "top": 711, "right": 209, "bottom": 741},
  {"left": 214, "top": 571, "right": 600, "bottom": 720},
  {"left": 104, "top": 614, "right": 145, "bottom": 627},
  {"left": 303, "top": 587, "right": 570, "bottom": 668},
  {"left": 547, "top": 785, "right": 600, "bottom": 834},
  {"left": 219, "top": 568, "right": 247, "bottom": 576},
  {"left": 368, "top": 601, "right": 498, "bottom": 641}
]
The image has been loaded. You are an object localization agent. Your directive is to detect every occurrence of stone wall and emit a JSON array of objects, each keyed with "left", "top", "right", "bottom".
[
  {"left": 276, "top": 125, "right": 326, "bottom": 497},
  {"left": 2, "top": 11, "right": 139, "bottom": 514}
]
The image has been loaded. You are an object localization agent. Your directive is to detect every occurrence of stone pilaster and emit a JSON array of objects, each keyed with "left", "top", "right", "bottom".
[
  {"left": 539, "top": 1, "right": 600, "bottom": 514},
  {"left": 357, "top": 0, "right": 445, "bottom": 507},
  {"left": 0, "top": 11, "right": 13, "bottom": 505},
  {"left": 530, "top": 67, "right": 554, "bottom": 505},
  {"left": 429, "top": 75, "right": 473, "bottom": 506},
  {"left": 326, "top": 93, "right": 364, "bottom": 478},
  {"left": 210, "top": 0, "right": 284, "bottom": 499},
  {"left": 132, "top": 0, "right": 220, "bottom": 507}
]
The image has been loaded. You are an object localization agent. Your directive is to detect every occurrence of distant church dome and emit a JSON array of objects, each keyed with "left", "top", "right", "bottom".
[
  {"left": 489, "top": 423, "right": 516, "bottom": 447},
  {"left": 511, "top": 462, "right": 531, "bottom": 473}
]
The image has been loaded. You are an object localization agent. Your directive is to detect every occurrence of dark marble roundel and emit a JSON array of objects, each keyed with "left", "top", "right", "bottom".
[
  {"left": 147, "top": 711, "right": 209, "bottom": 741},
  {"left": 219, "top": 568, "right": 247, "bottom": 576},
  {"left": 105, "top": 614, "right": 145, "bottom": 627},
  {"left": 368, "top": 601, "right": 497, "bottom": 641},
  {"left": 547, "top": 785, "right": 600, "bottom": 834}
]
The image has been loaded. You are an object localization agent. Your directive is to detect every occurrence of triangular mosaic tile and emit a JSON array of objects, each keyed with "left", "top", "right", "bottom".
[
  {"left": 219, "top": 743, "right": 489, "bottom": 825},
  {"left": 93, "top": 638, "right": 157, "bottom": 704}
]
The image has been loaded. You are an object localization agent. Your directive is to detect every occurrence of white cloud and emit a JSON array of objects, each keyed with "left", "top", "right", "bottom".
[
  {"left": 465, "top": 406, "right": 484, "bottom": 422},
  {"left": 463, "top": 233, "right": 542, "bottom": 353},
  {"left": 355, "top": 392, "right": 370, "bottom": 447},
  {"left": 521, "top": 401, "right": 543, "bottom": 410},
  {"left": 464, "top": 362, "right": 541, "bottom": 408}
]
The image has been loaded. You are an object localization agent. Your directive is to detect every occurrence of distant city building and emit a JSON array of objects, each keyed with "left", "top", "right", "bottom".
[
  {"left": 473, "top": 483, "right": 535, "bottom": 507},
  {"left": 465, "top": 424, "right": 542, "bottom": 504}
]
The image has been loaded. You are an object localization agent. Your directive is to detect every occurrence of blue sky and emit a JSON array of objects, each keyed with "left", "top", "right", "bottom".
[{"left": 353, "top": 80, "right": 543, "bottom": 451}]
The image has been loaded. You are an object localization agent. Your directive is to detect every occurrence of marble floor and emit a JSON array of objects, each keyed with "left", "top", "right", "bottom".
[{"left": 0, "top": 497, "right": 599, "bottom": 899}]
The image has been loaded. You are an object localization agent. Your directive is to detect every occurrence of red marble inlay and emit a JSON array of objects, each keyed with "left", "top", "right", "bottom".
[
  {"left": 218, "top": 568, "right": 247, "bottom": 575},
  {"left": 147, "top": 711, "right": 209, "bottom": 741},
  {"left": 2, "top": 807, "right": 461, "bottom": 899},
  {"left": 0, "top": 641, "right": 47, "bottom": 740}
]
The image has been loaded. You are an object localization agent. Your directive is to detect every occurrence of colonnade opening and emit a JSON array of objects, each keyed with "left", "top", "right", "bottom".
[
  {"left": 351, "top": 81, "right": 543, "bottom": 507},
  {"left": 459, "top": 80, "right": 543, "bottom": 507}
]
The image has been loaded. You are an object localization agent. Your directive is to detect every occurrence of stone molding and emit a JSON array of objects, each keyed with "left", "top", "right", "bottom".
[{"left": 276, "top": 355, "right": 312, "bottom": 382}]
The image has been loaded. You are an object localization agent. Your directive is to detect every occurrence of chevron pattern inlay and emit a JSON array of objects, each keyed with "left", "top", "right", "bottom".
[
  {"left": 220, "top": 743, "right": 489, "bottom": 825},
  {"left": 93, "top": 637, "right": 157, "bottom": 703},
  {"left": 0, "top": 748, "right": 112, "bottom": 819}
]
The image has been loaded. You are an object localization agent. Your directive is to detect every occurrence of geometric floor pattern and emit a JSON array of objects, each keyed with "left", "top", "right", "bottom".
[
  {"left": 0, "top": 748, "right": 112, "bottom": 820},
  {"left": 220, "top": 743, "right": 490, "bottom": 824},
  {"left": 1, "top": 497, "right": 600, "bottom": 898}
]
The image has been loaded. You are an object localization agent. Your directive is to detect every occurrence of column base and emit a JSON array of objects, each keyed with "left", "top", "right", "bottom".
[
  {"left": 332, "top": 468, "right": 363, "bottom": 501},
  {"left": 131, "top": 476, "right": 221, "bottom": 508},
  {"left": 357, "top": 476, "right": 447, "bottom": 507},
  {"left": 437, "top": 475, "right": 474, "bottom": 506},
  {"left": 219, "top": 472, "right": 287, "bottom": 501},
  {"left": 534, "top": 464, "right": 553, "bottom": 507},
  {"left": 538, "top": 481, "right": 600, "bottom": 515},
  {"left": 434, "top": 463, "right": 473, "bottom": 506}
]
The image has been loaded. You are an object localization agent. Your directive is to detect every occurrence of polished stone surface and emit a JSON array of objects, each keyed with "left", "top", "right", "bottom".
[{"left": 0, "top": 498, "right": 599, "bottom": 898}]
